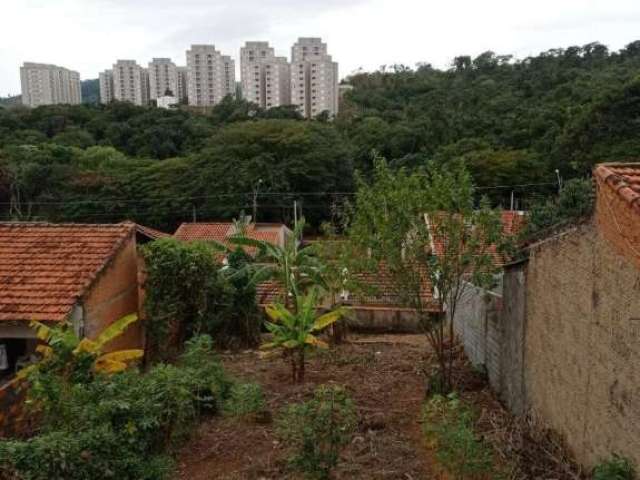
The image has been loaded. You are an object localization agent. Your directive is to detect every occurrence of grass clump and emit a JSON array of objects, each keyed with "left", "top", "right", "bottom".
[
  {"left": 422, "top": 393, "right": 494, "bottom": 480},
  {"left": 223, "top": 382, "right": 266, "bottom": 417},
  {"left": 593, "top": 455, "right": 636, "bottom": 480}
]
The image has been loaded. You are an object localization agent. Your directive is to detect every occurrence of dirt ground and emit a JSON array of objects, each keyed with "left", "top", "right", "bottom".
[
  {"left": 175, "top": 333, "right": 582, "bottom": 480},
  {"left": 175, "top": 334, "right": 436, "bottom": 480}
]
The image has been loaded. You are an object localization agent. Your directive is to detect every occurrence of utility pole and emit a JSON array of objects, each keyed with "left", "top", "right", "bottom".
[
  {"left": 510, "top": 191, "right": 515, "bottom": 211},
  {"left": 252, "top": 178, "right": 263, "bottom": 223},
  {"left": 293, "top": 200, "right": 298, "bottom": 229}
]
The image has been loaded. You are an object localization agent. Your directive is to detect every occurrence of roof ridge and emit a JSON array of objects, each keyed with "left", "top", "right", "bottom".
[
  {"left": 594, "top": 163, "right": 640, "bottom": 215},
  {"left": 0, "top": 222, "right": 134, "bottom": 228}
]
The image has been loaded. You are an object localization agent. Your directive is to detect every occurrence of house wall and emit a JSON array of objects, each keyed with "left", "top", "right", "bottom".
[
  {"left": 348, "top": 307, "right": 422, "bottom": 333},
  {"left": 502, "top": 222, "right": 640, "bottom": 467},
  {"left": 83, "top": 235, "right": 143, "bottom": 351}
]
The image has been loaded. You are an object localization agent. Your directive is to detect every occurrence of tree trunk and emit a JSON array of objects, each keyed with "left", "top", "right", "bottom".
[
  {"left": 297, "top": 348, "right": 305, "bottom": 383},
  {"left": 289, "top": 351, "right": 297, "bottom": 384}
]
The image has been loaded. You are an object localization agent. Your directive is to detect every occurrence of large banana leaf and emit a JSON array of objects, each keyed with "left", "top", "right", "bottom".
[
  {"left": 30, "top": 321, "right": 53, "bottom": 341},
  {"left": 73, "top": 337, "right": 99, "bottom": 354},
  {"left": 94, "top": 313, "right": 138, "bottom": 349},
  {"left": 94, "top": 358, "right": 129, "bottom": 374},
  {"left": 265, "top": 304, "right": 295, "bottom": 328},
  {"left": 304, "top": 334, "right": 329, "bottom": 349},
  {"left": 312, "top": 307, "right": 347, "bottom": 332},
  {"left": 98, "top": 349, "right": 144, "bottom": 363}
]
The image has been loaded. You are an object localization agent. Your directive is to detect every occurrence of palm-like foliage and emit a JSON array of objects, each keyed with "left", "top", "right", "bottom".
[
  {"left": 261, "top": 288, "right": 346, "bottom": 383},
  {"left": 226, "top": 219, "right": 326, "bottom": 308},
  {"left": 19, "top": 313, "right": 143, "bottom": 380}
]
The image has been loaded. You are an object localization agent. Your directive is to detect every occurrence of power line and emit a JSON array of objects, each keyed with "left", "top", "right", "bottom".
[{"left": 0, "top": 182, "right": 557, "bottom": 207}]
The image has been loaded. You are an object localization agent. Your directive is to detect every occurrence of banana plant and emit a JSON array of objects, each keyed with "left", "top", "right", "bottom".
[
  {"left": 226, "top": 218, "right": 327, "bottom": 310},
  {"left": 18, "top": 313, "right": 143, "bottom": 380},
  {"left": 261, "top": 288, "right": 347, "bottom": 383}
]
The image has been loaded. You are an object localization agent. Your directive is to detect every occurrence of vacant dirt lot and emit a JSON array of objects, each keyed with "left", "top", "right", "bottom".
[{"left": 176, "top": 334, "right": 435, "bottom": 479}]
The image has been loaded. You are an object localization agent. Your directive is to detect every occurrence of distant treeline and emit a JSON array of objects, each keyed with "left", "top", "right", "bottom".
[{"left": 1, "top": 40, "right": 639, "bottom": 231}]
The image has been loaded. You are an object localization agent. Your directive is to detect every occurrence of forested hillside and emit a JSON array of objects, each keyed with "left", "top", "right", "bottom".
[{"left": 0, "top": 41, "right": 639, "bottom": 231}]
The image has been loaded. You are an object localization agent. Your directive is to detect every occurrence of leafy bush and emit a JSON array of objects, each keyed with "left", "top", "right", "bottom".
[
  {"left": 276, "top": 385, "right": 357, "bottom": 479},
  {"left": 0, "top": 335, "right": 230, "bottom": 480},
  {"left": 142, "top": 239, "right": 264, "bottom": 354},
  {"left": 422, "top": 393, "right": 494, "bottom": 479},
  {"left": 593, "top": 455, "right": 636, "bottom": 480},
  {"left": 141, "top": 239, "right": 225, "bottom": 359},
  {"left": 223, "top": 382, "right": 265, "bottom": 417},
  {"left": 523, "top": 178, "right": 594, "bottom": 239},
  {"left": 0, "top": 427, "right": 174, "bottom": 480}
]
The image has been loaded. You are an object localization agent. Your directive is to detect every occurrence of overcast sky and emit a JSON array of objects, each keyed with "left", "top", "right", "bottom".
[{"left": 2, "top": 0, "right": 640, "bottom": 95}]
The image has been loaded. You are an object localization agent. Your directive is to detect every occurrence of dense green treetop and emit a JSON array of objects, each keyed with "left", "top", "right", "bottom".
[{"left": 0, "top": 41, "right": 639, "bottom": 230}]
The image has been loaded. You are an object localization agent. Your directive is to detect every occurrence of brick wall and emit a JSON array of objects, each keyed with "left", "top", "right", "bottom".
[
  {"left": 595, "top": 173, "right": 640, "bottom": 270},
  {"left": 83, "top": 236, "right": 143, "bottom": 351},
  {"left": 503, "top": 222, "right": 640, "bottom": 467},
  {"left": 0, "top": 380, "right": 34, "bottom": 438}
]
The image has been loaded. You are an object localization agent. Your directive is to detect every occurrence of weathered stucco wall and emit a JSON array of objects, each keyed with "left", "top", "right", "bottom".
[
  {"left": 83, "top": 236, "right": 143, "bottom": 351},
  {"left": 451, "top": 283, "right": 503, "bottom": 393},
  {"left": 515, "top": 222, "right": 640, "bottom": 467},
  {"left": 348, "top": 307, "right": 422, "bottom": 333},
  {"left": 501, "top": 264, "right": 527, "bottom": 416}
]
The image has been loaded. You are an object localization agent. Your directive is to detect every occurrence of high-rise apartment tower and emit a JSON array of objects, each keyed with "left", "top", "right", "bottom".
[
  {"left": 240, "top": 41, "right": 291, "bottom": 108},
  {"left": 186, "top": 45, "right": 235, "bottom": 107},
  {"left": 290, "top": 38, "right": 338, "bottom": 118},
  {"left": 20, "top": 62, "right": 82, "bottom": 107},
  {"left": 111, "top": 60, "right": 149, "bottom": 106}
]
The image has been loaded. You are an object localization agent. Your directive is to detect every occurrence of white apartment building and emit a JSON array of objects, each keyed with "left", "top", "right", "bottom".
[
  {"left": 290, "top": 38, "right": 339, "bottom": 118},
  {"left": 157, "top": 95, "right": 178, "bottom": 109},
  {"left": 240, "top": 41, "right": 290, "bottom": 109},
  {"left": 176, "top": 66, "right": 188, "bottom": 103},
  {"left": 111, "top": 60, "right": 150, "bottom": 106},
  {"left": 20, "top": 62, "right": 82, "bottom": 107},
  {"left": 148, "top": 58, "right": 178, "bottom": 100},
  {"left": 99, "top": 70, "right": 114, "bottom": 104},
  {"left": 186, "top": 45, "right": 235, "bottom": 107}
]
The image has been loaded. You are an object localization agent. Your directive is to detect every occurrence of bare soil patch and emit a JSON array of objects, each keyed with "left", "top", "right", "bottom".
[
  {"left": 176, "top": 335, "right": 582, "bottom": 480},
  {"left": 175, "top": 334, "right": 434, "bottom": 480}
]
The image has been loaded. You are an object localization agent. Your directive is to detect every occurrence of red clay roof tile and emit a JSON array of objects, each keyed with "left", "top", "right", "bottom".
[{"left": 0, "top": 222, "right": 135, "bottom": 322}]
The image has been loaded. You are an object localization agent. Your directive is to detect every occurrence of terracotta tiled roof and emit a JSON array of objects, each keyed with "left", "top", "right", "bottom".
[
  {"left": 425, "top": 210, "right": 523, "bottom": 267},
  {"left": 501, "top": 211, "right": 526, "bottom": 236},
  {"left": 255, "top": 264, "right": 440, "bottom": 312},
  {"left": 594, "top": 163, "right": 640, "bottom": 266},
  {"left": 174, "top": 223, "right": 233, "bottom": 242},
  {"left": 351, "top": 263, "right": 439, "bottom": 311},
  {"left": 594, "top": 164, "right": 640, "bottom": 216},
  {"left": 135, "top": 224, "right": 170, "bottom": 240},
  {"left": 0, "top": 222, "right": 135, "bottom": 322},
  {"left": 173, "top": 222, "right": 287, "bottom": 256}
]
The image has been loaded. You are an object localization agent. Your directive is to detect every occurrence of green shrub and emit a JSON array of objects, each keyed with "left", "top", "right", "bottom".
[
  {"left": 276, "top": 385, "right": 357, "bottom": 479},
  {"left": 0, "top": 335, "right": 230, "bottom": 480},
  {"left": 593, "top": 455, "right": 636, "bottom": 480},
  {"left": 223, "top": 382, "right": 265, "bottom": 417},
  {"left": 0, "top": 427, "right": 173, "bottom": 480},
  {"left": 422, "top": 393, "right": 494, "bottom": 479}
]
